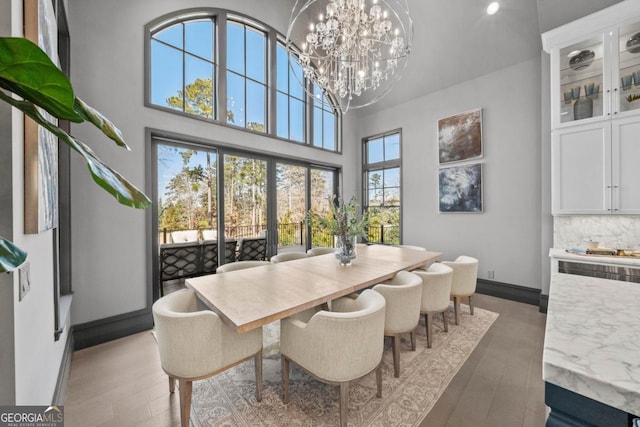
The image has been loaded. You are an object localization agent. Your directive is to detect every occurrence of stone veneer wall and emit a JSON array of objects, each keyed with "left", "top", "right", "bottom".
[{"left": 554, "top": 216, "right": 640, "bottom": 249}]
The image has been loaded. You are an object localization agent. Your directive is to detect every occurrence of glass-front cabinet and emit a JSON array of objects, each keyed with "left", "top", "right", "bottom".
[
  {"left": 618, "top": 21, "right": 640, "bottom": 115},
  {"left": 559, "top": 36, "right": 605, "bottom": 124},
  {"left": 543, "top": 2, "right": 640, "bottom": 216},
  {"left": 546, "top": 14, "right": 640, "bottom": 128}
]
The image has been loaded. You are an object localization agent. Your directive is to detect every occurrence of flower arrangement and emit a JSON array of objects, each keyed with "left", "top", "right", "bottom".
[
  {"left": 307, "top": 195, "right": 369, "bottom": 238},
  {"left": 307, "top": 195, "right": 369, "bottom": 265}
]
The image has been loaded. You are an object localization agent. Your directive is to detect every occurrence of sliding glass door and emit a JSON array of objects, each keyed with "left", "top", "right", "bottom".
[
  {"left": 276, "top": 162, "right": 307, "bottom": 252},
  {"left": 153, "top": 138, "right": 339, "bottom": 297},
  {"left": 223, "top": 154, "right": 267, "bottom": 239}
]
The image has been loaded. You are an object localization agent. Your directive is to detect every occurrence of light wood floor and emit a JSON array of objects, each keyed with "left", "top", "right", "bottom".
[{"left": 64, "top": 294, "right": 547, "bottom": 427}]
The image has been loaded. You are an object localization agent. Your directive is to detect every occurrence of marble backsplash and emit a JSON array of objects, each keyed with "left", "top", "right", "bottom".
[{"left": 554, "top": 216, "right": 640, "bottom": 249}]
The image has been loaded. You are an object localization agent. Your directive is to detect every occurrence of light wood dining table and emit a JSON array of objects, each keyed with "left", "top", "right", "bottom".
[{"left": 186, "top": 244, "right": 442, "bottom": 333}]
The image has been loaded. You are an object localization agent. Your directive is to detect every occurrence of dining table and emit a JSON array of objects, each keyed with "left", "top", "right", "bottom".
[{"left": 186, "top": 244, "right": 442, "bottom": 333}]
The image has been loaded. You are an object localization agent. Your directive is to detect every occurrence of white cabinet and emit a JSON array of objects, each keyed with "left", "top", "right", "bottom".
[
  {"left": 612, "top": 117, "right": 640, "bottom": 213},
  {"left": 552, "top": 117, "right": 640, "bottom": 215},
  {"left": 552, "top": 122, "right": 610, "bottom": 214},
  {"left": 543, "top": 1, "right": 640, "bottom": 215}
]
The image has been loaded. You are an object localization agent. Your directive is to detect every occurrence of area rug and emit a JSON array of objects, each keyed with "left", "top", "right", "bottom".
[{"left": 190, "top": 304, "right": 498, "bottom": 426}]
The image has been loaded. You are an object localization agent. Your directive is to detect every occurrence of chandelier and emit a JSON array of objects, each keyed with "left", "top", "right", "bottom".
[{"left": 286, "top": 0, "right": 413, "bottom": 113}]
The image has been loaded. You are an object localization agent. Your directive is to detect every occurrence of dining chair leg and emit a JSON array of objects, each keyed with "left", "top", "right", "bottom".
[
  {"left": 169, "top": 376, "right": 175, "bottom": 393},
  {"left": 425, "top": 312, "right": 433, "bottom": 349},
  {"left": 339, "top": 381, "right": 349, "bottom": 427},
  {"left": 442, "top": 310, "right": 449, "bottom": 333},
  {"left": 392, "top": 334, "right": 400, "bottom": 378},
  {"left": 453, "top": 296, "right": 461, "bottom": 325},
  {"left": 254, "top": 350, "right": 263, "bottom": 402},
  {"left": 469, "top": 295, "right": 474, "bottom": 315},
  {"left": 281, "top": 356, "right": 290, "bottom": 404},
  {"left": 178, "top": 379, "right": 192, "bottom": 427},
  {"left": 410, "top": 329, "right": 417, "bottom": 351},
  {"left": 375, "top": 362, "right": 383, "bottom": 398}
]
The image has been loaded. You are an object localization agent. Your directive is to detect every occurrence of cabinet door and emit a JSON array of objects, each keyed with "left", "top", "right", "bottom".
[
  {"left": 612, "top": 117, "right": 640, "bottom": 213},
  {"left": 552, "top": 123, "right": 611, "bottom": 214},
  {"left": 617, "top": 21, "right": 640, "bottom": 116},
  {"left": 555, "top": 35, "right": 607, "bottom": 127}
]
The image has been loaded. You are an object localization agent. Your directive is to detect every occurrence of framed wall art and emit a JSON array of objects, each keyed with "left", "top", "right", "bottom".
[
  {"left": 438, "top": 108, "right": 483, "bottom": 164},
  {"left": 438, "top": 162, "right": 483, "bottom": 213},
  {"left": 24, "top": 0, "right": 59, "bottom": 233}
]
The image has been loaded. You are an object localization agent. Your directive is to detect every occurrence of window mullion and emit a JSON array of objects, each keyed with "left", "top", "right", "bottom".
[
  {"left": 268, "top": 29, "right": 277, "bottom": 136},
  {"left": 217, "top": 13, "right": 228, "bottom": 122}
]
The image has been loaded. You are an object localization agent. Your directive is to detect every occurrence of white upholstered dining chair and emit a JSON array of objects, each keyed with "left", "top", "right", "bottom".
[
  {"left": 372, "top": 270, "right": 423, "bottom": 377},
  {"left": 306, "top": 247, "right": 336, "bottom": 256},
  {"left": 216, "top": 260, "right": 270, "bottom": 273},
  {"left": 270, "top": 252, "right": 308, "bottom": 263},
  {"left": 152, "top": 289, "right": 263, "bottom": 427},
  {"left": 442, "top": 255, "right": 479, "bottom": 325},
  {"left": 280, "top": 289, "right": 386, "bottom": 427},
  {"left": 413, "top": 263, "right": 454, "bottom": 348}
]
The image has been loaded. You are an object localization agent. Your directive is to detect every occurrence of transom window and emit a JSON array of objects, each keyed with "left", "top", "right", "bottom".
[
  {"left": 276, "top": 42, "right": 305, "bottom": 142},
  {"left": 151, "top": 18, "right": 216, "bottom": 119},
  {"left": 226, "top": 20, "right": 267, "bottom": 131},
  {"left": 363, "top": 131, "right": 402, "bottom": 245},
  {"left": 147, "top": 10, "right": 340, "bottom": 151}
]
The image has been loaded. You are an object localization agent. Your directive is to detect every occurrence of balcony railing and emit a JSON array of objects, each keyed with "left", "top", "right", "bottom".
[{"left": 160, "top": 222, "right": 400, "bottom": 245}]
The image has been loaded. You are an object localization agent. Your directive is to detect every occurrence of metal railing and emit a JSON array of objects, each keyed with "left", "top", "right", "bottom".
[{"left": 160, "top": 223, "right": 400, "bottom": 246}]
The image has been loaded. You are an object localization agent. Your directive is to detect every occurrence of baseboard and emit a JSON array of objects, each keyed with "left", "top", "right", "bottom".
[
  {"left": 476, "top": 279, "right": 541, "bottom": 307},
  {"left": 52, "top": 329, "right": 73, "bottom": 405},
  {"left": 539, "top": 294, "right": 548, "bottom": 313},
  {"left": 73, "top": 309, "right": 153, "bottom": 350}
]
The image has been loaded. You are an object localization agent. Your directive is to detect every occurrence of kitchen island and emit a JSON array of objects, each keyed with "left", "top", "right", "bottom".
[{"left": 544, "top": 260, "right": 640, "bottom": 426}]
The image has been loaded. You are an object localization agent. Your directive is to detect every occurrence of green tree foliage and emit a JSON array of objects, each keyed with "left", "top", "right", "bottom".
[{"left": 166, "top": 78, "right": 213, "bottom": 119}]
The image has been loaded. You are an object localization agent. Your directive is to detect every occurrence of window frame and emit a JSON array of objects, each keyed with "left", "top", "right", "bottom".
[
  {"left": 362, "top": 129, "right": 403, "bottom": 245},
  {"left": 144, "top": 8, "right": 341, "bottom": 152}
]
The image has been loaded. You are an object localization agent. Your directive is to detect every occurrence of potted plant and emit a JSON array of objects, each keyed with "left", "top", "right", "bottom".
[
  {"left": 307, "top": 195, "right": 369, "bottom": 265},
  {"left": 0, "top": 37, "right": 151, "bottom": 272}
]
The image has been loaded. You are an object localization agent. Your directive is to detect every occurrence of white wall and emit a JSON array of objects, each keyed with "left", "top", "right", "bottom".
[
  {"left": 67, "top": 0, "right": 356, "bottom": 324},
  {"left": 357, "top": 56, "right": 544, "bottom": 289},
  {"left": 0, "top": 0, "right": 71, "bottom": 405}
]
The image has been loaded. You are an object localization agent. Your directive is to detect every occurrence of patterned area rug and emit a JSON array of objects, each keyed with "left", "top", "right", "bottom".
[{"left": 191, "top": 304, "right": 498, "bottom": 426}]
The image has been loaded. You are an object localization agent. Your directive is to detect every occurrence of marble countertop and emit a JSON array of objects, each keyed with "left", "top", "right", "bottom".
[
  {"left": 544, "top": 272, "right": 640, "bottom": 416},
  {"left": 550, "top": 248, "right": 640, "bottom": 267}
]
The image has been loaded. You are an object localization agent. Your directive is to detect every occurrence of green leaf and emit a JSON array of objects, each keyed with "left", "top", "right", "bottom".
[
  {"left": 0, "top": 237, "right": 27, "bottom": 273},
  {"left": 74, "top": 97, "right": 129, "bottom": 149},
  {"left": 0, "top": 37, "right": 82, "bottom": 122},
  {"left": 0, "top": 90, "right": 151, "bottom": 209}
]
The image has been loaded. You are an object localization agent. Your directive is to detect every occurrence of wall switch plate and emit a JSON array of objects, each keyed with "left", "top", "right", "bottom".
[{"left": 19, "top": 260, "right": 31, "bottom": 301}]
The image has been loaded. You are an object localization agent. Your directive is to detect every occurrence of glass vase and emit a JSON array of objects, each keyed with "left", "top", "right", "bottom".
[{"left": 334, "top": 235, "right": 357, "bottom": 266}]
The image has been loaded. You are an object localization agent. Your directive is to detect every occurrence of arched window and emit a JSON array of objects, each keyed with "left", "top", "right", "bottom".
[
  {"left": 150, "top": 18, "right": 216, "bottom": 119},
  {"left": 147, "top": 9, "right": 340, "bottom": 151}
]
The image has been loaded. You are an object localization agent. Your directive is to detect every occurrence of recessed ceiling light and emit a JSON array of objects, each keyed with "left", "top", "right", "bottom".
[{"left": 487, "top": 2, "right": 500, "bottom": 15}]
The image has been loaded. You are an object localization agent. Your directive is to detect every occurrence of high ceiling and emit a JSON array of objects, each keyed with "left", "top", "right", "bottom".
[{"left": 353, "top": 0, "right": 623, "bottom": 115}]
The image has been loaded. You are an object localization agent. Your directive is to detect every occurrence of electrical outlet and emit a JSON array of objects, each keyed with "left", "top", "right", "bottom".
[
  {"left": 19, "top": 260, "right": 31, "bottom": 301},
  {"left": 487, "top": 269, "right": 495, "bottom": 279}
]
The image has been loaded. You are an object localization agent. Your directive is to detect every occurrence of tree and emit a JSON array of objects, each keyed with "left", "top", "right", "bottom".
[{"left": 166, "top": 77, "right": 235, "bottom": 122}]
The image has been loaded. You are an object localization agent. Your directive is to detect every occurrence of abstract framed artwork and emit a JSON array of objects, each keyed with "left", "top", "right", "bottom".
[
  {"left": 438, "top": 163, "right": 483, "bottom": 213},
  {"left": 24, "top": 0, "right": 59, "bottom": 233},
  {"left": 438, "top": 108, "right": 483, "bottom": 164}
]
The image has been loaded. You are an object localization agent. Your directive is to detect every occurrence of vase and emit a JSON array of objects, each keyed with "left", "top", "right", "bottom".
[
  {"left": 334, "top": 235, "right": 357, "bottom": 266},
  {"left": 573, "top": 96, "right": 593, "bottom": 120}
]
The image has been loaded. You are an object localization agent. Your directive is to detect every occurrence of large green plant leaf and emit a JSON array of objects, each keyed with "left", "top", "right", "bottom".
[
  {"left": 0, "top": 237, "right": 27, "bottom": 273},
  {"left": 0, "top": 37, "right": 82, "bottom": 122},
  {"left": 74, "top": 97, "right": 129, "bottom": 149},
  {"left": 0, "top": 90, "right": 151, "bottom": 209}
]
